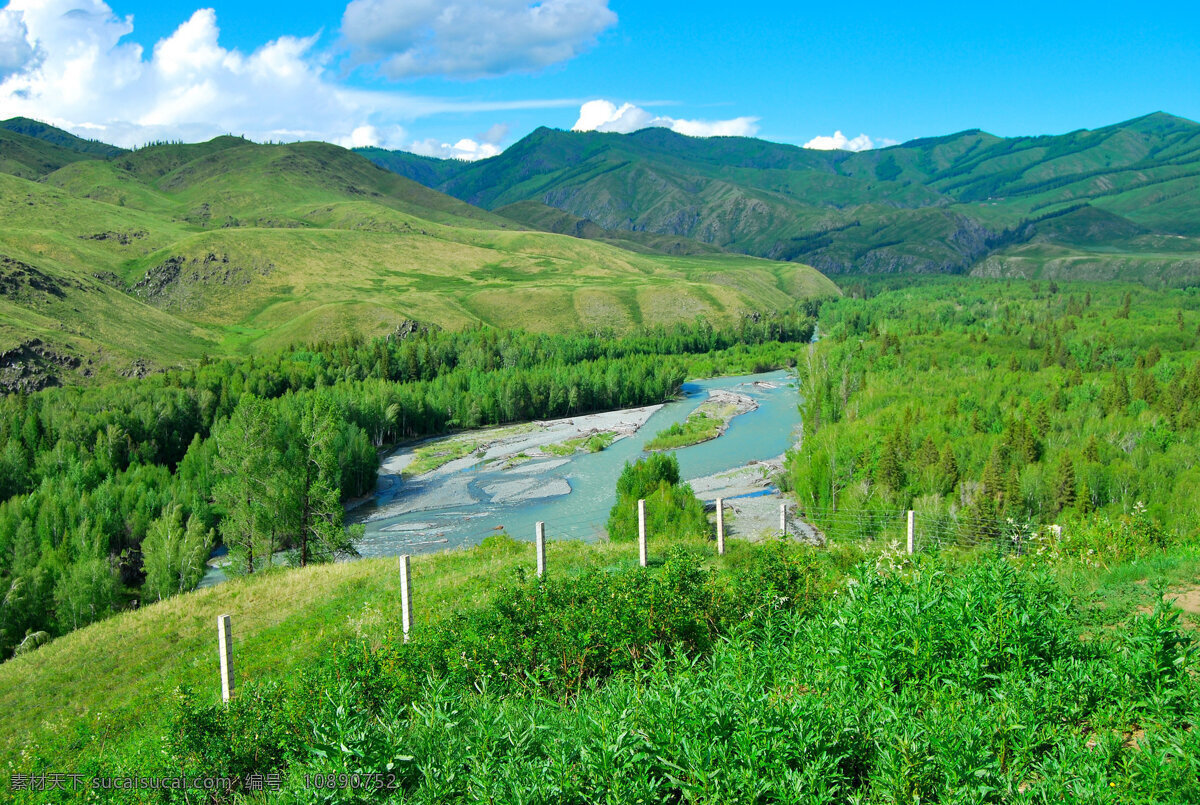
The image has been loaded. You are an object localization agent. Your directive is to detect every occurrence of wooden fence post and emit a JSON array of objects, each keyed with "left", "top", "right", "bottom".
[
  {"left": 399, "top": 554, "right": 413, "bottom": 643},
  {"left": 638, "top": 498, "right": 647, "bottom": 567},
  {"left": 907, "top": 510, "right": 915, "bottom": 555},
  {"left": 780, "top": 503, "right": 787, "bottom": 537},
  {"left": 217, "top": 614, "right": 234, "bottom": 704},
  {"left": 535, "top": 521, "right": 546, "bottom": 578},
  {"left": 716, "top": 498, "right": 725, "bottom": 555}
]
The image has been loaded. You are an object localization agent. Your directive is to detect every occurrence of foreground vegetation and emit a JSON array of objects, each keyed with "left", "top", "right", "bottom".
[{"left": 2, "top": 522, "right": 1197, "bottom": 803}]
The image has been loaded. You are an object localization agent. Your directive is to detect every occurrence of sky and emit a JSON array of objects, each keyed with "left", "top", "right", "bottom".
[{"left": 0, "top": 0, "right": 1197, "bottom": 159}]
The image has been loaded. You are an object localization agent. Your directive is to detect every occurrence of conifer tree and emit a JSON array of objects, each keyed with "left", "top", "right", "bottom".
[{"left": 1054, "top": 455, "right": 1077, "bottom": 513}]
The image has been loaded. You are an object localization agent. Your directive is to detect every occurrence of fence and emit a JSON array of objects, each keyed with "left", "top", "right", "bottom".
[{"left": 214, "top": 499, "right": 1052, "bottom": 702}]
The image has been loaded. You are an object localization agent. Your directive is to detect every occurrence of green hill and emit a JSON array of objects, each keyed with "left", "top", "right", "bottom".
[
  {"left": 358, "top": 112, "right": 1200, "bottom": 281},
  {"left": 0, "top": 116, "right": 127, "bottom": 159},
  {"left": 0, "top": 124, "right": 837, "bottom": 389}
]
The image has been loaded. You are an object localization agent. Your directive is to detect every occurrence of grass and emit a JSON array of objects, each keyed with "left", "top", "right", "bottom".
[
  {"left": 0, "top": 135, "right": 838, "bottom": 385},
  {"left": 400, "top": 423, "right": 536, "bottom": 478},
  {"left": 542, "top": 431, "right": 617, "bottom": 456},
  {"left": 644, "top": 395, "right": 747, "bottom": 450}
]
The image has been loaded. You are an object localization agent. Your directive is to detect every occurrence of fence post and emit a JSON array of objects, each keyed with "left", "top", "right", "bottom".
[
  {"left": 780, "top": 503, "right": 788, "bottom": 537},
  {"left": 907, "top": 510, "right": 915, "bottom": 555},
  {"left": 716, "top": 498, "right": 725, "bottom": 555},
  {"left": 217, "top": 614, "right": 234, "bottom": 704},
  {"left": 535, "top": 521, "right": 546, "bottom": 578},
  {"left": 399, "top": 554, "right": 413, "bottom": 643},
  {"left": 638, "top": 498, "right": 647, "bottom": 567}
]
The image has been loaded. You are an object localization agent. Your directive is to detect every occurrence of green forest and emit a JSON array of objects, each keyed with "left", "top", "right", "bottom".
[{"left": 789, "top": 280, "right": 1200, "bottom": 546}]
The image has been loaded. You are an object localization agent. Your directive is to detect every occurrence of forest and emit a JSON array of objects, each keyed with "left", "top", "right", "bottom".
[
  {"left": 789, "top": 279, "right": 1200, "bottom": 546},
  {"left": 0, "top": 312, "right": 816, "bottom": 660}
]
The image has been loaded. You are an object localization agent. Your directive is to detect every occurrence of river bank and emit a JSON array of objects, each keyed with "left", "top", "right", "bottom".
[{"left": 354, "top": 370, "right": 804, "bottom": 557}]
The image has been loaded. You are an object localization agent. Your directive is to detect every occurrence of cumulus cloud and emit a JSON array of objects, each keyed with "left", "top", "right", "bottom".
[
  {"left": 0, "top": 1, "right": 578, "bottom": 151},
  {"left": 803, "top": 130, "right": 896, "bottom": 152},
  {"left": 341, "top": 0, "right": 617, "bottom": 80},
  {"left": 0, "top": 6, "right": 37, "bottom": 78},
  {"left": 572, "top": 99, "right": 759, "bottom": 138},
  {"left": 407, "top": 137, "right": 501, "bottom": 160}
]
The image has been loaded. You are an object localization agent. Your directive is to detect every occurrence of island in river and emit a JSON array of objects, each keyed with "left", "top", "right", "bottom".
[{"left": 351, "top": 370, "right": 807, "bottom": 558}]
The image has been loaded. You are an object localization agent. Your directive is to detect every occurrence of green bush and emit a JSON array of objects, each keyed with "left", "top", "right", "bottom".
[{"left": 606, "top": 453, "right": 709, "bottom": 542}]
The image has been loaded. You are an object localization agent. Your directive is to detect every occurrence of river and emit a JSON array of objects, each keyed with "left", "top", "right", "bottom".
[{"left": 352, "top": 369, "right": 802, "bottom": 556}]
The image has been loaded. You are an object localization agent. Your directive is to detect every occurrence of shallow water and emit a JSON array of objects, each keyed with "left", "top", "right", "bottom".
[{"left": 353, "top": 369, "right": 801, "bottom": 557}]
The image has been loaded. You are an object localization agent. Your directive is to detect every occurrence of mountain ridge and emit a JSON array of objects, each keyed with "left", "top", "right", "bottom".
[{"left": 356, "top": 112, "right": 1200, "bottom": 280}]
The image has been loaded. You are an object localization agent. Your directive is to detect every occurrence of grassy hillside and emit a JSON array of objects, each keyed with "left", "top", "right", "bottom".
[
  {"left": 0, "top": 123, "right": 836, "bottom": 388},
  {"left": 358, "top": 112, "right": 1200, "bottom": 281},
  {"left": 496, "top": 199, "right": 727, "bottom": 256}
]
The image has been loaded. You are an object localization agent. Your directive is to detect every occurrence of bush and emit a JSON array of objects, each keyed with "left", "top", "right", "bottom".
[{"left": 607, "top": 453, "right": 709, "bottom": 542}]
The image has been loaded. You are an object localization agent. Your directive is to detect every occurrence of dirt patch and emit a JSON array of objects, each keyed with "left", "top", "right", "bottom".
[{"left": 1167, "top": 587, "right": 1200, "bottom": 618}]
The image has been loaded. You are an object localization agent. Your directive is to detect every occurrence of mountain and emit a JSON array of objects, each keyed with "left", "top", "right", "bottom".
[
  {"left": 0, "top": 116, "right": 127, "bottom": 159},
  {"left": 0, "top": 120, "right": 837, "bottom": 390},
  {"left": 357, "top": 112, "right": 1200, "bottom": 282}
]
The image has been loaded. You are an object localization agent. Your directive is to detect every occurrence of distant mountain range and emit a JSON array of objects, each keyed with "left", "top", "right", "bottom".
[
  {"left": 0, "top": 117, "right": 834, "bottom": 390},
  {"left": 357, "top": 112, "right": 1200, "bottom": 282}
]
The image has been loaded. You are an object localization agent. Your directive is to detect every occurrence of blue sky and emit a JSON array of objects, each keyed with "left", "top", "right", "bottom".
[{"left": 0, "top": 0, "right": 1197, "bottom": 156}]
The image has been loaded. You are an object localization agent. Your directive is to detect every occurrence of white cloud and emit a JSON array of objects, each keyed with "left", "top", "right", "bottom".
[
  {"left": 0, "top": 1, "right": 578, "bottom": 150},
  {"left": 0, "top": 6, "right": 36, "bottom": 78},
  {"left": 803, "top": 130, "right": 896, "bottom": 152},
  {"left": 572, "top": 99, "right": 759, "bottom": 138},
  {"left": 407, "top": 136, "right": 501, "bottom": 161},
  {"left": 341, "top": 0, "right": 617, "bottom": 80}
]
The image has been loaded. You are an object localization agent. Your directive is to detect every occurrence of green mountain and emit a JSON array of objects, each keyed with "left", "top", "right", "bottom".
[
  {"left": 0, "top": 117, "right": 127, "bottom": 159},
  {"left": 0, "top": 119, "right": 837, "bottom": 390},
  {"left": 357, "top": 112, "right": 1200, "bottom": 281}
]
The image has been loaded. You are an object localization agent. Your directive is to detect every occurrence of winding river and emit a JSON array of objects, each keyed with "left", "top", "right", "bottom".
[{"left": 352, "top": 369, "right": 802, "bottom": 557}]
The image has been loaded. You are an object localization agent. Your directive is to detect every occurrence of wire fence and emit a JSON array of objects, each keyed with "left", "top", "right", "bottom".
[
  {"left": 208, "top": 499, "right": 1054, "bottom": 702},
  {"left": 795, "top": 505, "right": 1054, "bottom": 557}
]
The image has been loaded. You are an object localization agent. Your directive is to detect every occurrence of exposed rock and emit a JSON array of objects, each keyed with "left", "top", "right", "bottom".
[
  {"left": 0, "top": 339, "right": 81, "bottom": 393},
  {"left": 91, "top": 271, "right": 126, "bottom": 288},
  {"left": 131, "top": 252, "right": 276, "bottom": 310},
  {"left": 79, "top": 230, "right": 148, "bottom": 245},
  {"left": 0, "top": 256, "right": 82, "bottom": 304},
  {"left": 389, "top": 319, "right": 440, "bottom": 340}
]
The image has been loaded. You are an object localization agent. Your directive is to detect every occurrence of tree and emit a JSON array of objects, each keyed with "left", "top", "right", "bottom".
[
  {"left": 142, "top": 503, "right": 212, "bottom": 601},
  {"left": 608, "top": 454, "right": 707, "bottom": 543},
  {"left": 281, "top": 397, "right": 360, "bottom": 567},
  {"left": 1054, "top": 455, "right": 1077, "bottom": 513},
  {"left": 213, "top": 395, "right": 280, "bottom": 575},
  {"left": 54, "top": 557, "right": 119, "bottom": 631}
]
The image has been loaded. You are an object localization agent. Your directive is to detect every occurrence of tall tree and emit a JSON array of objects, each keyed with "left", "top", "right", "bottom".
[
  {"left": 141, "top": 503, "right": 212, "bottom": 601},
  {"left": 213, "top": 395, "right": 280, "bottom": 575},
  {"left": 281, "top": 397, "right": 359, "bottom": 567}
]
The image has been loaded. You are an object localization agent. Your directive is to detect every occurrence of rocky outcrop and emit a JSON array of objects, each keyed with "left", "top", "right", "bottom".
[
  {"left": 0, "top": 256, "right": 81, "bottom": 303},
  {"left": 0, "top": 339, "right": 81, "bottom": 393},
  {"left": 131, "top": 252, "right": 276, "bottom": 310}
]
